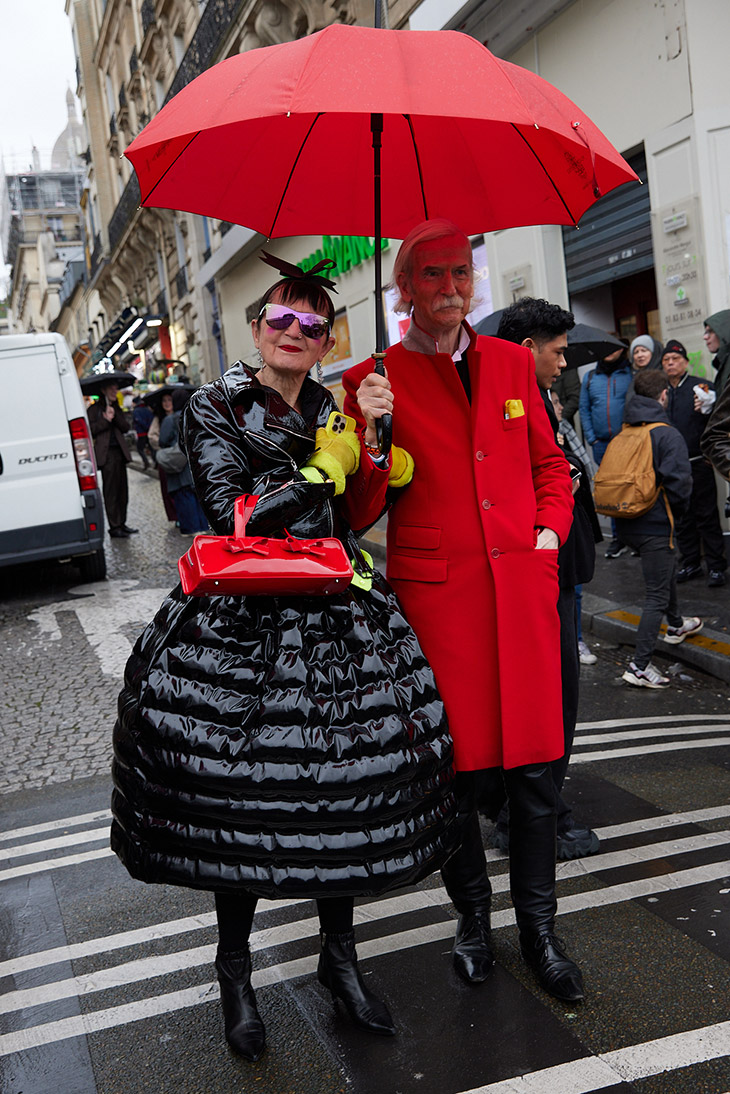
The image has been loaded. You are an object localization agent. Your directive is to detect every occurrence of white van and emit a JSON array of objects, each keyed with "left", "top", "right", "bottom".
[{"left": 0, "top": 333, "right": 106, "bottom": 581}]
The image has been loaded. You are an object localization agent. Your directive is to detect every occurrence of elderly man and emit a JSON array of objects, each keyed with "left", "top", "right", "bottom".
[
  {"left": 87, "top": 380, "right": 138, "bottom": 538},
  {"left": 342, "top": 219, "right": 583, "bottom": 1003}
]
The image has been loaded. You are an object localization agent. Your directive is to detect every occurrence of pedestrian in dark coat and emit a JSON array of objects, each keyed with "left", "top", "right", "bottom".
[
  {"left": 111, "top": 259, "right": 461, "bottom": 1061},
  {"left": 87, "top": 380, "right": 138, "bottom": 538},
  {"left": 157, "top": 387, "right": 208, "bottom": 534},
  {"left": 704, "top": 310, "right": 730, "bottom": 394},
  {"left": 662, "top": 339, "right": 726, "bottom": 586}
]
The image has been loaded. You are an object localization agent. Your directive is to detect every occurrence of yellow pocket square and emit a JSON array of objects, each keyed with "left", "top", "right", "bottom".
[{"left": 504, "top": 399, "right": 525, "bottom": 419}]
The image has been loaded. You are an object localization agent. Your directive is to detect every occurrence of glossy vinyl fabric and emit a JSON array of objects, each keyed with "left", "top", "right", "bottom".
[{"left": 111, "top": 363, "right": 461, "bottom": 898}]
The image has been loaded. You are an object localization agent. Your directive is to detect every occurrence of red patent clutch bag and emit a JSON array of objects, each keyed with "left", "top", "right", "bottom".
[{"left": 178, "top": 494, "right": 353, "bottom": 596}]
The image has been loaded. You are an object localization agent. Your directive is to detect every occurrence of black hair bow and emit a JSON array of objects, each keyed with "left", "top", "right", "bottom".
[{"left": 259, "top": 251, "right": 338, "bottom": 293}]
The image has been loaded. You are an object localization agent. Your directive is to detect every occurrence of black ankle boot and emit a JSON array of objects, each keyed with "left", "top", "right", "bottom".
[
  {"left": 452, "top": 908, "right": 495, "bottom": 983},
  {"left": 317, "top": 930, "right": 396, "bottom": 1036},
  {"left": 519, "top": 930, "right": 585, "bottom": 1003},
  {"left": 215, "top": 947, "right": 266, "bottom": 1061}
]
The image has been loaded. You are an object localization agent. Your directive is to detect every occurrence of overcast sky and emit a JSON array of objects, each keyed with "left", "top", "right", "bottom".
[{"left": 0, "top": 0, "right": 78, "bottom": 172}]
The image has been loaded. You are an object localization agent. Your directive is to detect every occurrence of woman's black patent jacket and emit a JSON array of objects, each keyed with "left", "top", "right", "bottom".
[{"left": 181, "top": 361, "right": 344, "bottom": 539}]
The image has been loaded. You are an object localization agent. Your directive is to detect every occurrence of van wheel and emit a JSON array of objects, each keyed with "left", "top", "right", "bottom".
[{"left": 77, "top": 548, "right": 107, "bottom": 582}]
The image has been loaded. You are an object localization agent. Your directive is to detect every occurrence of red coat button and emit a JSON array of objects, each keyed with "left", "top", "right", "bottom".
[
  {"left": 476, "top": 450, "right": 484, "bottom": 461},
  {"left": 491, "top": 547, "right": 501, "bottom": 558},
  {"left": 482, "top": 499, "right": 491, "bottom": 510}
]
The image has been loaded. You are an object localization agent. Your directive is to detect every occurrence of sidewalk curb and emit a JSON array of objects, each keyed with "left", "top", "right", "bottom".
[{"left": 582, "top": 592, "right": 730, "bottom": 684}]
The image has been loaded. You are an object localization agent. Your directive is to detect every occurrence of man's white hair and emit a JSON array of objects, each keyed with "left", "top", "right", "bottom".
[{"left": 388, "top": 218, "right": 473, "bottom": 314}]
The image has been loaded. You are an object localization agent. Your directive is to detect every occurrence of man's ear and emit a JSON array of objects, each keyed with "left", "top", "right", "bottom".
[
  {"left": 396, "top": 270, "right": 412, "bottom": 304},
  {"left": 521, "top": 336, "right": 537, "bottom": 358}
]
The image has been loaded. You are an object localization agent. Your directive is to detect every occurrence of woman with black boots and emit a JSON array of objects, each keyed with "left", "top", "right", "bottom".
[{"left": 111, "top": 256, "right": 461, "bottom": 1061}]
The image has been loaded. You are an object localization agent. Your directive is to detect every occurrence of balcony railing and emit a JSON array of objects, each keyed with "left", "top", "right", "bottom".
[
  {"left": 129, "top": 45, "right": 139, "bottom": 76},
  {"left": 109, "top": 113, "right": 117, "bottom": 138},
  {"left": 108, "top": 175, "right": 140, "bottom": 253},
  {"left": 165, "top": 0, "right": 246, "bottom": 104},
  {"left": 89, "top": 233, "right": 103, "bottom": 278},
  {"left": 119, "top": 84, "right": 127, "bottom": 109}
]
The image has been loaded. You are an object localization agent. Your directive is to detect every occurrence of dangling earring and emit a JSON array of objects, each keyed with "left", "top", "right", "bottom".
[
  {"left": 316, "top": 361, "right": 323, "bottom": 384},
  {"left": 256, "top": 348, "right": 263, "bottom": 368}
]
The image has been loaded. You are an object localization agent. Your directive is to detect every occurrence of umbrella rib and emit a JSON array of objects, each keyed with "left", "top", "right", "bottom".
[
  {"left": 509, "top": 124, "right": 579, "bottom": 225},
  {"left": 403, "top": 115, "right": 428, "bottom": 220},
  {"left": 139, "top": 132, "right": 202, "bottom": 205},
  {"left": 268, "top": 113, "right": 324, "bottom": 238}
]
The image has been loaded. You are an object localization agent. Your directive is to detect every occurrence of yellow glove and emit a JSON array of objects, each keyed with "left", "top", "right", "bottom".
[
  {"left": 388, "top": 444, "right": 415, "bottom": 488},
  {"left": 303, "top": 412, "right": 361, "bottom": 495}
]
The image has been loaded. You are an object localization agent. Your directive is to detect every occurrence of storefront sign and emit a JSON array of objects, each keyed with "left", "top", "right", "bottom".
[
  {"left": 299, "top": 236, "right": 389, "bottom": 278},
  {"left": 651, "top": 196, "right": 709, "bottom": 376}
]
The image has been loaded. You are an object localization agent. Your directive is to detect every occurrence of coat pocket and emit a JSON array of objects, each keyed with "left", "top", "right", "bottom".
[
  {"left": 388, "top": 553, "right": 448, "bottom": 583},
  {"left": 394, "top": 525, "right": 442, "bottom": 550},
  {"left": 502, "top": 415, "right": 527, "bottom": 431}
]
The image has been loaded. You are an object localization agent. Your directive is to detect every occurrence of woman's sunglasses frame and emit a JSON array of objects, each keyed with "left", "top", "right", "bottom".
[{"left": 258, "top": 302, "right": 331, "bottom": 341}]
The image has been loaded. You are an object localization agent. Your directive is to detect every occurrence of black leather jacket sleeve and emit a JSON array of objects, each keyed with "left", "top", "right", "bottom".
[{"left": 182, "top": 383, "right": 335, "bottom": 537}]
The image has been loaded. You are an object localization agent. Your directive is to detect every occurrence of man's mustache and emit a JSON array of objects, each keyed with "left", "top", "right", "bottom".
[{"left": 433, "top": 295, "right": 465, "bottom": 311}]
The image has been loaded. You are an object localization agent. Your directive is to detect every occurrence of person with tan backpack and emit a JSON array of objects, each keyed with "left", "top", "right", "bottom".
[{"left": 594, "top": 369, "right": 701, "bottom": 688}]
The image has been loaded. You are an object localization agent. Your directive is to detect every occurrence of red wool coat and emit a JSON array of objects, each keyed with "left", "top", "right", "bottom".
[{"left": 342, "top": 324, "right": 573, "bottom": 772}]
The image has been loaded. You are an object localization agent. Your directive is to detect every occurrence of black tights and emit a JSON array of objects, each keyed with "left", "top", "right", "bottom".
[{"left": 215, "top": 891, "right": 354, "bottom": 954}]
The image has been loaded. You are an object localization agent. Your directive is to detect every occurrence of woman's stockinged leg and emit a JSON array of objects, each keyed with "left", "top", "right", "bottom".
[{"left": 213, "top": 891, "right": 266, "bottom": 1062}]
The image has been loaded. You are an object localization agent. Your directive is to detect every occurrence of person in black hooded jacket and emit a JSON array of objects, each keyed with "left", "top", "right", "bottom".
[{"left": 617, "top": 370, "right": 701, "bottom": 689}]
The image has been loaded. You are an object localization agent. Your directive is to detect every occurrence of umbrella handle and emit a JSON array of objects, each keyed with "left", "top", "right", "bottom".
[{"left": 371, "top": 354, "right": 392, "bottom": 458}]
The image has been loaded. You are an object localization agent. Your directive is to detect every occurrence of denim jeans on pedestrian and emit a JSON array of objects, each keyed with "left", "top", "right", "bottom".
[{"left": 617, "top": 530, "right": 684, "bottom": 669}]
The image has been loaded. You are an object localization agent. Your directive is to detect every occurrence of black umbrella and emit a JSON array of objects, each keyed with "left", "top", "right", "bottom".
[
  {"left": 474, "top": 312, "right": 625, "bottom": 369},
  {"left": 563, "top": 323, "right": 625, "bottom": 367},
  {"left": 80, "top": 370, "right": 136, "bottom": 396},
  {"left": 142, "top": 383, "right": 197, "bottom": 415}
]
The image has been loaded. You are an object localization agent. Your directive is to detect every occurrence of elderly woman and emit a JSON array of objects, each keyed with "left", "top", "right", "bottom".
[{"left": 111, "top": 256, "right": 460, "bottom": 1062}]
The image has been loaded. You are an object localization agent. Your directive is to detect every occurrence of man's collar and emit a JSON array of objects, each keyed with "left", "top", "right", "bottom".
[{"left": 402, "top": 317, "right": 475, "bottom": 357}]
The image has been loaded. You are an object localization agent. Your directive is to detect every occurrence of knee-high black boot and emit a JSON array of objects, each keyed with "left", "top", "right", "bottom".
[
  {"left": 441, "top": 800, "right": 494, "bottom": 983},
  {"left": 505, "top": 764, "right": 584, "bottom": 1003}
]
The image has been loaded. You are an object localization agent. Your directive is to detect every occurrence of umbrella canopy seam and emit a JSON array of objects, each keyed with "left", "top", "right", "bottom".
[
  {"left": 268, "top": 112, "right": 324, "bottom": 239},
  {"left": 404, "top": 114, "right": 429, "bottom": 222},
  {"left": 141, "top": 131, "right": 202, "bottom": 207},
  {"left": 509, "top": 123, "right": 578, "bottom": 226}
]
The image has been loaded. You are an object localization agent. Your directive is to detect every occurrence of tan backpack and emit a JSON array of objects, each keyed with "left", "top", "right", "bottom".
[{"left": 593, "top": 422, "right": 668, "bottom": 518}]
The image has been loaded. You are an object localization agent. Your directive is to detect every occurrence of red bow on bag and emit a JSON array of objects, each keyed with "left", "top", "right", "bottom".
[{"left": 178, "top": 495, "right": 353, "bottom": 596}]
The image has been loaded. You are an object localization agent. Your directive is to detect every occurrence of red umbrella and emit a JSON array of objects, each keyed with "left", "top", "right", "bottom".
[
  {"left": 125, "top": 23, "right": 637, "bottom": 450},
  {"left": 126, "top": 24, "right": 635, "bottom": 240}
]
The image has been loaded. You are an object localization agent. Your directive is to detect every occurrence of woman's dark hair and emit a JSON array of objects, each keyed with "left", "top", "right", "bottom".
[
  {"left": 496, "top": 297, "right": 574, "bottom": 346},
  {"left": 634, "top": 369, "right": 669, "bottom": 399},
  {"left": 256, "top": 277, "right": 336, "bottom": 328}
]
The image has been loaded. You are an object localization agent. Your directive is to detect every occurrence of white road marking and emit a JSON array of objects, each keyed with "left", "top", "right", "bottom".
[
  {"left": 572, "top": 723, "right": 730, "bottom": 746},
  {"left": 0, "top": 825, "right": 111, "bottom": 862},
  {"left": 0, "top": 809, "right": 112, "bottom": 843},
  {"left": 572, "top": 736, "right": 730, "bottom": 763},
  {"left": 459, "top": 1019, "right": 730, "bottom": 1092},
  {"left": 26, "top": 579, "right": 169, "bottom": 678},
  {"left": 575, "top": 714, "right": 730, "bottom": 730}
]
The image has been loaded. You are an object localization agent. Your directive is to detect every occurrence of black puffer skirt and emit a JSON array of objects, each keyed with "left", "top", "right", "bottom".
[{"left": 111, "top": 574, "right": 461, "bottom": 899}]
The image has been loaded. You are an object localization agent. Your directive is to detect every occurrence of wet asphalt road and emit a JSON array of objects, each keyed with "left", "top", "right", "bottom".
[{"left": 1, "top": 463, "right": 730, "bottom": 1094}]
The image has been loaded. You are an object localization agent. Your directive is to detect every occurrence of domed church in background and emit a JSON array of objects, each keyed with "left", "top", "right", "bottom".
[{"left": 51, "top": 88, "right": 85, "bottom": 172}]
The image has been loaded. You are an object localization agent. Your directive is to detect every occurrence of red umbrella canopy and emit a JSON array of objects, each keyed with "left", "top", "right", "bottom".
[{"left": 125, "top": 24, "right": 637, "bottom": 240}]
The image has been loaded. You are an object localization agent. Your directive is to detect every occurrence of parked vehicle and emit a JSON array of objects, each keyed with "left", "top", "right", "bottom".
[{"left": 0, "top": 333, "right": 106, "bottom": 581}]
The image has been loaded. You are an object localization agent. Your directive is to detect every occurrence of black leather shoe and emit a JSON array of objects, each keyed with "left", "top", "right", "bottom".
[
  {"left": 520, "top": 931, "right": 584, "bottom": 1002},
  {"left": 708, "top": 569, "right": 727, "bottom": 587},
  {"left": 318, "top": 930, "right": 396, "bottom": 1035},
  {"left": 215, "top": 948, "right": 266, "bottom": 1061},
  {"left": 452, "top": 911, "right": 495, "bottom": 983},
  {"left": 121, "top": 525, "right": 139, "bottom": 534},
  {"left": 557, "top": 824, "right": 600, "bottom": 861},
  {"left": 676, "top": 564, "right": 703, "bottom": 583},
  {"left": 109, "top": 527, "right": 130, "bottom": 538}
]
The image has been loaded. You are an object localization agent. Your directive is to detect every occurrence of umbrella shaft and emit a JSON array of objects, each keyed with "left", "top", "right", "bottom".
[{"left": 371, "top": 112, "right": 384, "bottom": 354}]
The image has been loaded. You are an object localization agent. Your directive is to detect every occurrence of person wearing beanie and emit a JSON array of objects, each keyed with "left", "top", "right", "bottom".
[
  {"left": 662, "top": 340, "right": 725, "bottom": 587},
  {"left": 629, "top": 334, "right": 665, "bottom": 373}
]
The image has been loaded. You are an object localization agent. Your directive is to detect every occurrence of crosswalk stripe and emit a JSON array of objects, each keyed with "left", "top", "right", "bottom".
[
  {"left": 575, "top": 714, "right": 730, "bottom": 730},
  {"left": 572, "top": 723, "right": 730, "bottom": 746},
  {"left": 0, "top": 809, "right": 112, "bottom": 844},
  {"left": 0, "top": 825, "right": 111, "bottom": 863},
  {"left": 572, "top": 736, "right": 730, "bottom": 763},
  {"left": 460, "top": 1019, "right": 730, "bottom": 1092}
]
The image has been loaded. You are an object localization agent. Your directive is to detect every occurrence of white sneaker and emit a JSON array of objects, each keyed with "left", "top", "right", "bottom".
[
  {"left": 578, "top": 640, "right": 597, "bottom": 665},
  {"left": 663, "top": 617, "right": 703, "bottom": 645},
  {"left": 622, "top": 661, "right": 671, "bottom": 688}
]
